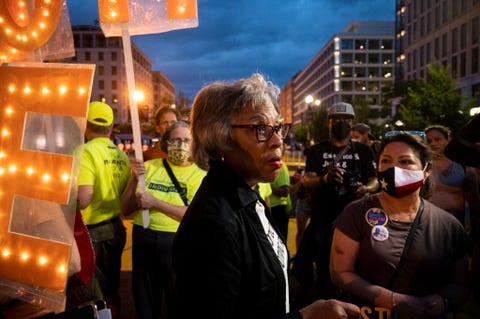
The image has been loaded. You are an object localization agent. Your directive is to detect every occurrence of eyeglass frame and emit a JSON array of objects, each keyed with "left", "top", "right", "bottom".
[
  {"left": 384, "top": 130, "right": 427, "bottom": 143},
  {"left": 231, "top": 123, "right": 291, "bottom": 142}
]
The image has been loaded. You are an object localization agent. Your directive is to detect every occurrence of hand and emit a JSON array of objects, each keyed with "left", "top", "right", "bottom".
[
  {"left": 326, "top": 167, "right": 344, "bottom": 185},
  {"left": 130, "top": 159, "right": 146, "bottom": 177},
  {"left": 135, "top": 191, "right": 156, "bottom": 210},
  {"left": 300, "top": 299, "right": 360, "bottom": 319},
  {"left": 394, "top": 293, "right": 429, "bottom": 319},
  {"left": 419, "top": 294, "right": 444, "bottom": 318}
]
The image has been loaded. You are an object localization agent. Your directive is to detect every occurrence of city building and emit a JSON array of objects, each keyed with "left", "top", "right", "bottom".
[
  {"left": 395, "top": 0, "right": 480, "bottom": 106},
  {"left": 63, "top": 25, "right": 175, "bottom": 126},
  {"left": 285, "top": 21, "right": 395, "bottom": 126},
  {"left": 153, "top": 71, "right": 176, "bottom": 110}
]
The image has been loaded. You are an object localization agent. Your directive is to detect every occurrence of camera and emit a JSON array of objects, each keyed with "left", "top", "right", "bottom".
[{"left": 342, "top": 170, "right": 360, "bottom": 193}]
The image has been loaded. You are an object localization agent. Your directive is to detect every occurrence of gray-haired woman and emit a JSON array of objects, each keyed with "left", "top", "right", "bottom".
[{"left": 172, "top": 73, "right": 359, "bottom": 319}]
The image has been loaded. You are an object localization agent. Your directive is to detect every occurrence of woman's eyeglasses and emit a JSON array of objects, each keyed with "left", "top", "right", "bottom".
[
  {"left": 231, "top": 123, "right": 291, "bottom": 142},
  {"left": 384, "top": 130, "right": 427, "bottom": 142}
]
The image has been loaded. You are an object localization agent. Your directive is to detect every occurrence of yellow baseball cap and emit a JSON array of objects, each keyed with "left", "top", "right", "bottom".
[{"left": 88, "top": 101, "right": 113, "bottom": 126}]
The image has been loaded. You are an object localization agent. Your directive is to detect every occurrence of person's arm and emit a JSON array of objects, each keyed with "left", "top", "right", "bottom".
[
  {"left": 135, "top": 191, "right": 187, "bottom": 222},
  {"left": 331, "top": 228, "right": 440, "bottom": 318},
  {"left": 121, "top": 176, "right": 140, "bottom": 216},
  {"left": 77, "top": 185, "right": 93, "bottom": 210}
]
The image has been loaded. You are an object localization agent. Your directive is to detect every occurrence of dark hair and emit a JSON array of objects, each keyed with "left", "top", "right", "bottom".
[
  {"left": 424, "top": 124, "right": 451, "bottom": 140},
  {"left": 160, "top": 121, "right": 190, "bottom": 153},
  {"left": 86, "top": 121, "right": 112, "bottom": 135},
  {"left": 154, "top": 106, "right": 180, "bottom": 125},
  {"left": 378, "top": 133, "right": 434, "bottom": 199}
]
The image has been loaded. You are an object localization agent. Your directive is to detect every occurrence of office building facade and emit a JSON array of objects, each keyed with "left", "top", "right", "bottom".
[
  {"left": 395, "top": 0, "right": 480, "bottom": 105},
  {"left": 288, "top": 21, "right": 395, "bottom": 126}
]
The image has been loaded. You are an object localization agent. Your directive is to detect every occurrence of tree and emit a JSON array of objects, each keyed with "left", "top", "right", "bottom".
[
  {"left": 398, "top": 64, "right": 472, "bottom": 132},
  {"left": 176, "top": 91, "right": 191, "bottom": 121}
]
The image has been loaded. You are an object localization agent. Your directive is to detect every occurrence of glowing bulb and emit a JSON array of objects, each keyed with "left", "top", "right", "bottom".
[
  {"left": 24, "top": 86, "right": 31, "bottom": 94},
  {"left": 0, "top": 168, "right": 5, "bottom": 175},
  {"left": 39, "top": 256, "right": 47, "bottom": 265},
  {"left": 59, "top": 86, "right": 67, "bottom": 95},
  {"left": 42, "top": 87, "right": 49, "bottom": 94},
  {"left": 110, "top": 11, "right": 117, "bottom": 18},
  {"left": 2, "top": 129, "right": 9, "bottom": 136},
  {"left": 2, "top": 249, "right": 10, "bottom": 257},
  {"left": 8, "top": 85, "right": 14, "bottom": 92},
  {"left": 5, "top": 107, "right": 12, "bottom": 115},
  {"left": 21, "top": 252, "right": 29, "bottom": 261},
  {"left": 39, "top": 22, "right": 45, "bottom": 29},
  {"left": 0, "top": 17, "right": 3, "bottom": 23},
  {"left": 8, "top": 165, "right": 16, "bottom": 173},
  {"left": 58, "top": 264, "right": 66, "bottom": 273},
  {"left": 19, "top": 13, "right": 25, "bottom": 20},
  {"left": 19, "top": 1, "right": 25, "bottom": 6},
  {"left": 5, "top": 28, "right": 11, "bottom": 34},
  {"left": 42, "top": 173, "right": 50, "bottom": 182},
  {"left": 61, "top": 173, "right": 69, "bottom": 182},
  {"left": 43, "top": 9, "right": 49, "bottom": 16},
  {"left": 78, "top": 87, "right": 86, "bottom": 95},
  {"left": 32, "top": 31, "right": 38, "bottom": 38},
  {"left": 179, "top": 6, "right": 185, "bottom": 13},
  {"left": 0, "top": 152, "right": 5, "bottom": 158},
  {"left": 26, "top": 168, "right": 34, "bottom": 175}
]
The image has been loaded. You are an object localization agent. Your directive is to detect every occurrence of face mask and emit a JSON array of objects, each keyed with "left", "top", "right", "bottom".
[
  {"left": 167, "top": 142, "right": 191, "bottom": 166},
  {"left": 377, "top": 166, "right": 425, "bottom": 198},
  {"left": 331, "top": 121, "right": 351, "bottom": 140}
]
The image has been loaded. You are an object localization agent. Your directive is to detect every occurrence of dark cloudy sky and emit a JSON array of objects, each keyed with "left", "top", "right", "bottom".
[{"left": 67, "top": 0, "right": 395, "bottom": 100}]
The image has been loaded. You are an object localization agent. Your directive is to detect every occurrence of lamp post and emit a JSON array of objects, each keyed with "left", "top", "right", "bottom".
[{"left": 304, "top": 95, "right": 321, "bottom": 146}]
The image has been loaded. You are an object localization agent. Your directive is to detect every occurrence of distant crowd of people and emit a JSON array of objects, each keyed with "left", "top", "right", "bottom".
[{"left": 2, "top": 72, "right": 479, "bottom": 319}]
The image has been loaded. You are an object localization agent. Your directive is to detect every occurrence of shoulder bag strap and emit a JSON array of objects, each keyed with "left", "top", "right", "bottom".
[
  {"left": 388, "top": 199, "right": 424, "bottom": 288},
  {"left": 163, "top": 158, "right": 188, "bottom": 206}
]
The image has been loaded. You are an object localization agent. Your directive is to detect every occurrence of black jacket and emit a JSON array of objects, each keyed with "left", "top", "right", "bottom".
[{"left": 173, "top": 160, "right": 301, "bottom": 319}]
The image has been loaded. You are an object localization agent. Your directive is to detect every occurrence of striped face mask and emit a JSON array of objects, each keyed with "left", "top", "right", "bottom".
[{"left": 377, "top": 166, "right": 426, "bottom": 198}]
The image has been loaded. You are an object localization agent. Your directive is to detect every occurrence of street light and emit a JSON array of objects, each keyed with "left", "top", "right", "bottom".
[{"left": 304, "top": 95, "right": 321, "bottom": 146}]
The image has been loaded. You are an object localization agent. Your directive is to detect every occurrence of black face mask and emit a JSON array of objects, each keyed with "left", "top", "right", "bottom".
[{"left": 331, "top": 121, "right": 351, "bottom": 140}]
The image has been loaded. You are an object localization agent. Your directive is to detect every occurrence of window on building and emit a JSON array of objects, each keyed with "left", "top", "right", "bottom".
[
  {"left": 341, "top": 53, "right": 352, "bottom": 64},
  {"left": 112, "top": 80, "right": 117, "bottom": 90},
  {"left": 426, "top": 42, "right": 431, "bottom": 64},
  {"left": 460, "top": 52, "right": 466, "bottom": 77},
  {"left": 460, "top": 23, "right": 467, "bottom": 50},
  {"left": 473, "top": 16, "right": 479, "bottom": 45},
  {"left": 341, "top": 39, "right": 354, "bottom": 50},
  {"left": 355, "top": 39, "right": 367, "bottom": 50},
  {"left": 382, "top": 53, "right": 392, "bottom": 64},
  {"left": 368, "top": 67, "right": 379, "bottom": 78},
  {"left": 98, "top": 66, "right": 104, "bottom": 76},
  {"left": 451, "top": 55, "right": 458, "bottom": 77},
  {"left": 442, "top": 33, "right": 448, "bottom": 57},
  {"left": 341, "top": 81, "right": 353, "bottom": 91},
  {"left": 112, "top": 95, "right": 118, "bottom": 104},
  {"left": 85, "top": 52, "right": 91, "bottom": 61},
  {"left": 99, "top": 80, "right": 104, "bottom": 90},
  {"left": 368, "top": 53, "right": 380, "bottom": 63},
  {"left": 99, "top": 95, "right": 105, "bottom": 102},
  {"left": 98, "top": 52, "right": 104, "bottom": 61},
  {"left": 434, "top": 37, "right": 440, "bottom": 59},
  {"left": 473, "top": 47, "right": 479, "bottom": 74},
  {"left": 442, "top": 0, "right": 448, "bottom": 24},
  {"left": 111, "top": 66, "right": 117, "bottom": 75},
  {"left": 354, "top": 53, "right": 366, "bottom": 64},
  {"left": 367, "top": 81, "right": 379, "bottom": 92},
  {"left": 95, "top": 34, "right": 106, "bottom": 47},
  {"left": 73, "top": 34, "right": 81, "bottom": 47},
  {"left": 111, "top": 52, "right": 117, "bottom": 61},
  {"left": 83, "top": 34, "right": 93, "bottom": 48},
  {"left": 452, "top": 0, "right": 459, "bottom": 17},
  {"left": 452, "top": 28, "right": 458, "bottom": 54},
  {"left": 355, "top": 81, "right": 367, "bottom": 91},
  {"left": 355, "top": 67, "right": 366, "bottom": 77},
  {"left": 341, "top": 67, "right": 353, "bottom": 77},
  {"left": 382, "top": 39, "right": 393, "bottom": 50},
  {"left": 381, "top": 67, "right": 393, "bottom": 78},
  {"left": 369, "top": 39, "right": 380, "bottom": 50},
  {"left": 435, "top": 5, "right": 440, "bottom": 28}
]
